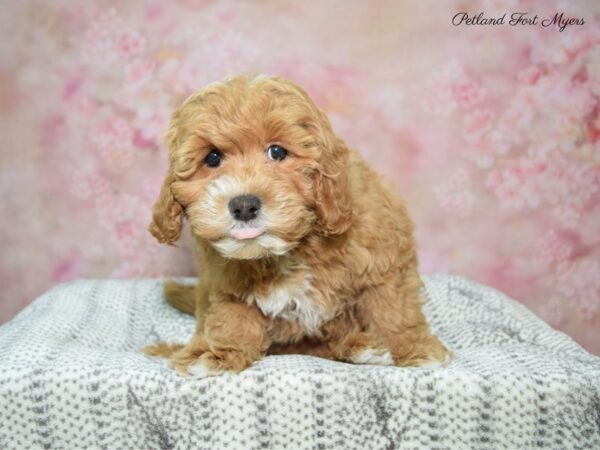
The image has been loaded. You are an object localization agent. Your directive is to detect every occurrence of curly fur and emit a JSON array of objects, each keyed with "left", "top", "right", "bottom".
[{"left": 143, "top": 75, "right": 450, "bottom": 375}]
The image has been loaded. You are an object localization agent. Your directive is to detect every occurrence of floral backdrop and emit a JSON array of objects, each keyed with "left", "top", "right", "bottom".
[{"left": 0, "top": 0, "right": 599, "bottom": 354}]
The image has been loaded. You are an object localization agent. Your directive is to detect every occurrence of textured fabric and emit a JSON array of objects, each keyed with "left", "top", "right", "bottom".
[{"left": 0, "top": 275, "right": 598, "bottom": 450}]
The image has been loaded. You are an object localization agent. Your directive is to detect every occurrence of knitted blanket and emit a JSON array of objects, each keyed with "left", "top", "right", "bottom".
[{"left": 0, "top": 275, "right": 598, "bottom": 450}]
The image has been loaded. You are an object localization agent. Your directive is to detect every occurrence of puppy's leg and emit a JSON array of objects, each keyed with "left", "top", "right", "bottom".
[
  {"left": 359, "top": 271, "right": 450, "bottom": 367},
  {"left": 329, "top": 331, "right": 394, "bottom": 366},
  {"left": 310, "top": 315, "right": 393, "bottom": 366},
  {"left": 267, "top": 332, "right": 392, "bottom": 365},
  {"left": 169, "top": 301, "right": 270, "bottom": 376}
]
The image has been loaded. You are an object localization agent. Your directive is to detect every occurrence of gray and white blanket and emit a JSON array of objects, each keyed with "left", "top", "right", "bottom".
[{"left": 0, "top": 275, "right": 598, "bottom": 449}]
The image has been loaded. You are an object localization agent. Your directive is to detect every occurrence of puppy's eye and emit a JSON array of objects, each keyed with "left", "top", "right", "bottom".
[
  {"left": 267, "top": 144, "right": 288, "bottom": 161},
  {"left": 204, "top": 149, "right": 222, "bottom": 168}
]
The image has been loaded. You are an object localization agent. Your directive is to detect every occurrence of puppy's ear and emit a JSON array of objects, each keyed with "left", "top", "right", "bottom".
[
  {"left": 268, "top": 78, "right": 353, "bottom": 235},
  {"left": 314, "top": 132, "right": 353, "bottom": 236},
  {"left": 149, "top": 113, "right": 184, "bottom": 245},
  {"left": 149, "top": 171, "right": 183, "bottom": 245}
]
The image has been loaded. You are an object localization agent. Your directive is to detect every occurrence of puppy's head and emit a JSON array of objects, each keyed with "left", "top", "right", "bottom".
[{"left": 149, "top": 75, "right": 352, "bottom": 259}]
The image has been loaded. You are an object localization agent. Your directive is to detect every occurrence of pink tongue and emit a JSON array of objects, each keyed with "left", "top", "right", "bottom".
[{"left": 231, "top": 228, "right": 264, "bottom": 240}]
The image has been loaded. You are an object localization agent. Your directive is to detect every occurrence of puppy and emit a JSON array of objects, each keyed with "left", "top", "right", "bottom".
[{"left": 144, "top": 75, "right": 450, "bottom": 376}]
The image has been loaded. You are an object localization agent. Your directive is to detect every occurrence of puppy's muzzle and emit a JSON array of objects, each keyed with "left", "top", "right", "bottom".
[{"left": 228, "top": 195, "right": 261, "bottom": 222}]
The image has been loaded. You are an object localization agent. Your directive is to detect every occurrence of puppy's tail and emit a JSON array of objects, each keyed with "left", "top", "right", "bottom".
[{"left": 164, "top": 281, "right": 195, "bottom": 315}]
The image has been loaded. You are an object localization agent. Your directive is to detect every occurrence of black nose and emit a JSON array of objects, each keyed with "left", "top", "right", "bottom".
[{"left": 228, "top": 195, "right": 261, "bottom": 222}]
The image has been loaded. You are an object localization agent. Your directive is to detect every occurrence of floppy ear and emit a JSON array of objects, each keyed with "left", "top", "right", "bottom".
[
  {"left": 314, "top": 135, "right": 353, "bottom": 236},
  {"left": 149, "top": 171, "right": 183, "bottom": 245},
  {"left": 148, "top": 113, "right": 184, "bottom": 245}
]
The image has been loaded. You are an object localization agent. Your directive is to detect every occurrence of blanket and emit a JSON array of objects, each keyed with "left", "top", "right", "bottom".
[{"left": 0, "top": 275, "right": 599, "bottom": 449}]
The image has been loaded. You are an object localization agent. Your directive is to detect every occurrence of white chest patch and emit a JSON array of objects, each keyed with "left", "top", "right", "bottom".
[{"left": 251, "top": 274, "right": 326, "bottom": 333}]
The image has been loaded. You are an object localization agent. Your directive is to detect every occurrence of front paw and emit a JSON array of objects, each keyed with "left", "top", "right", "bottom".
[
  {"left": 412, "top": 343, "right": 452, "bottom": 369},
  {"left": 392, "top": 334, "right": 452, "bottom": 368},
  {"left": 171, "top": 346, "right": 256, "bottom": 378},
  {"left": 414, "top": 349, "right": 452, "bottom": 369},
  {"left": 417, "top": 336, "right": 452, "bottom": 368},
  {"left": 350, "top": 347, "right": 395, "bottom": 366}
]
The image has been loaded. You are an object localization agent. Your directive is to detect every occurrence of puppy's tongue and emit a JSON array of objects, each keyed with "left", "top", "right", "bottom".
[{"left": 231, "top": 228, "right": 264, "bottom": 240}]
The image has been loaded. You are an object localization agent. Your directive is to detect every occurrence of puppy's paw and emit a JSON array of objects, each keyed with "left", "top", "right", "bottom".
[
  {"left": 350, "top": 348, "right": 394, "bottom": 366},
  {"left": 416, "top": 351, "right": 452, "bottom": 369},
  {"left": 390, "top": 335, "right": 452, "bottom": 368},
  {"left": 172, "top": 348, "right": 254, "bottom": 378},
  {"left": 188, "top": 356, "right": 225, "bottom": 378},
  {"left": 168, "top": 341, "right": 210, "bottom": 375},
  {"left": 187, "top": 351, "right": 241, "bottom": 378}
]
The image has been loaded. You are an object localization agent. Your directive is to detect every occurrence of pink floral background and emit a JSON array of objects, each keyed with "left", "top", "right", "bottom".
[{"left": 1, "top": 0, "right": 599, "bottom": 354}]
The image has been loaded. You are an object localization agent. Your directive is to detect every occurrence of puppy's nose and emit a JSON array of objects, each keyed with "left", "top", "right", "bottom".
[{"left": 228, "top": 195, "right": 261, "bottom": 222}]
